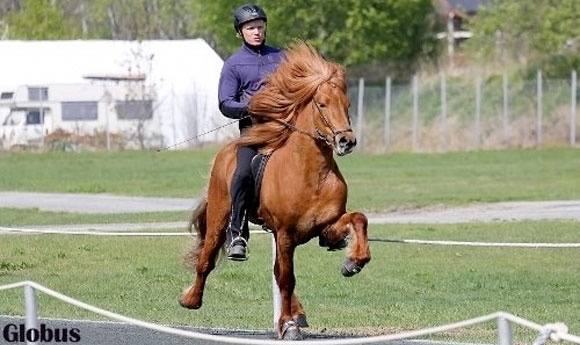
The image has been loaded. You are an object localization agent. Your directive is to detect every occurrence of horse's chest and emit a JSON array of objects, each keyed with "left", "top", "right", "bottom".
[
  {"left": 261, "top": 153, "right": 347, "bottom": 228},
  {"left": 318, "top": 171, "right": 346, "bottom": 197},
  {"left": 305, "top": 171, "right": 347, "bottom": 222}
]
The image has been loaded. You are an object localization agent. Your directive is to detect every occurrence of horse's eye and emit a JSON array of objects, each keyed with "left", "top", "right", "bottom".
[{"left": 317, "top": 102, "right": 326, "bottom": 108}]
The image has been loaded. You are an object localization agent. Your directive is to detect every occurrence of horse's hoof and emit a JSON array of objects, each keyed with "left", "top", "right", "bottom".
[
  {"left": 279, "top": 320, "right": 303, "bottom": 340},
  {"left": 178, "top": 296, "right": 202, "bottom": 309},
  {"left": 294, "top": 314, "right": 309, "bottom": 328},
  {"left": 178, "top": 289, "right": 202, "bottom": 309},
  {"left": 341, "top": 258, "right": 362, "bottom": 277}
]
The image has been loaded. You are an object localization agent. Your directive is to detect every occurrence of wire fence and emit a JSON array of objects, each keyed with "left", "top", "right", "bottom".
[{"left": 350, "top": 70, "right": 579, "bottom": 153}]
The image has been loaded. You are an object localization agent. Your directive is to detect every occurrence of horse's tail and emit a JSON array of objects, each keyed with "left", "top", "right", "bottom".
[{"left": 183, "top": 195, "right": 208, "bottom": 272}]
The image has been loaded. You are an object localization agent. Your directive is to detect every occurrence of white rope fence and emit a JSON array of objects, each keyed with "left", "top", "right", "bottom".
[
  {"left": 1, "top": 280, "right": 579, "bottom": 345},
  {"left": 368, "top": 237, "right": 580, "bottom": 248},
  {"left": 2, "top": 225, "right": 580, "bottom": 248},
  {"left": 2, "top": 227, "right": 580, "bottom": 343}
]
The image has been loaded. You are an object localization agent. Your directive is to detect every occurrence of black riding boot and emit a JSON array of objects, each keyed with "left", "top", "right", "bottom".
[
  {"left": 226, "top": 146, "right": 255, "bottom": 261},
  {"left": 226, "top": 202, "right": 249, "bottom": 261}
]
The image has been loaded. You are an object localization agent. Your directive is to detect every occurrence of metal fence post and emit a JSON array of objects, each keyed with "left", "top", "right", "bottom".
[
  {"left": 537, "top": 69, "right": 543, "bottom": 147},
  {"left": 503, "top": 72, "right": 510, "bottom": 147},
  {"left": 412, "top": 75, "right": 419, "bottom": 151},
  {"left": 271, "top": 235, "right": 280, "bottom": 333},
  {"left": 497, "top": 316, "right": 513, "bottom": 345},
  {"left": 356, "top": 78, "right": 365, "bottom": 151},
  {"left": 571, "top": 70, "right": 577, "bottom": 148},
  {"left": 474, "top": 76, "right": 482, "bottom": 148},
  {"left": 440, "top": 72, "right": 447, "bottom": 151},
  {"left": 25, "top": 284, "right": 39, "bottom": 345},
  {"left": 384, "top": 77, "right": 391, "bottom": 152}
]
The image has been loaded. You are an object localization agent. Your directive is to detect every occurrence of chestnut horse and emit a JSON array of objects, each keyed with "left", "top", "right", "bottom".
[{"left": 179, "top": 41, "right": 371, "bottom": 340}]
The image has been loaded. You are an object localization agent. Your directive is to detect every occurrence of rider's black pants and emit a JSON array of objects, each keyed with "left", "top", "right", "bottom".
[{"left": 228, "top": 145, "right": 256, "bottom": 242}]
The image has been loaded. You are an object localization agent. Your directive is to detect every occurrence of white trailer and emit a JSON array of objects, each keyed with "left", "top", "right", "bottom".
[{"left": 0, "top": 79, "right": 159, "bottom": 150}]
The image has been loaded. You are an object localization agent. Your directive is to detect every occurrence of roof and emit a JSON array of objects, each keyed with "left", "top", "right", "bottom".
[
  {"left": 436, "top": 0, "right": 489, "bottom": 18},
  {"left": 0, "top": 39, "right": 223, "bottom": 91}
]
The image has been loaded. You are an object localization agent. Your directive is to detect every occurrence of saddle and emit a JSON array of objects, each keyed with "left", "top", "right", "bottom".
[{"left": 248, "top": 153, "right": 270, "bottom": 229}]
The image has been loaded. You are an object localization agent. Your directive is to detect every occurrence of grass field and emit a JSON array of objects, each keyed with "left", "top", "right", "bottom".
[
  {"left": 1, "top": 148, "right": 579, "bottom": 342},
  {"left": 0, "top": 147, "right": 579, "bottom": 212},
  {"left": 1, "top": 222, "right": 579, "bottom": 343}
]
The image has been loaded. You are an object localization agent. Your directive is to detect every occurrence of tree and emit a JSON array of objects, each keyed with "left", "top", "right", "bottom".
[
  {"left": 4, "top": 0, "right": 78, "bottom": 39},
  {"left": 191, "top": 0, "right": 441, "bottom": 81},
  {"left": 1, "top": 0, "right": 443, "bottom": 80},
  {"left": 464, "top": 0, "right": 580, "bottom": 75}
]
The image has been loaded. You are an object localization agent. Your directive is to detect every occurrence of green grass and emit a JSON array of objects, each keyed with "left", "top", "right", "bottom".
[
  {"left": 1, "top": 148, "right": 579, "bottom": 342},
  {"left": 0, "top": 149, "right": 216, "bottom": 198},
  {"left": 0, "top": 221, "right": 579, "bottom": 343},
  {"left": 1, "top": 148, "right": 579, "bottom": 212},
  {"left": 0, "top": 208, "right": 188, "bottom": 226}
]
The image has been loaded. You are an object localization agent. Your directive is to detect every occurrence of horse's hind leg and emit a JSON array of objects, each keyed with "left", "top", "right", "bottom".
[
  {"left": 321, "top": 212, "right": 371, "bottom": 277},
  {"left": 179, "top": 222, "right": 226, "bottom": 309}
]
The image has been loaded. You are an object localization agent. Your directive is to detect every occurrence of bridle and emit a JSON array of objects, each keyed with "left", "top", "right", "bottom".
[
  {"left": 312, "top": 90, "right": 353, "bottom": 147},
  {"left": 276, "top": 81, "right": 352, "bottom": 148}
]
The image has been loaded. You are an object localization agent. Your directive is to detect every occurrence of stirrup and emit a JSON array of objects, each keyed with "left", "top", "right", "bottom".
[
  {"left": 228, "top": 236, "right": 247, "bottom": 247},
  {"left": 227, "top": 236, "right": 248, "bottom": 261}
]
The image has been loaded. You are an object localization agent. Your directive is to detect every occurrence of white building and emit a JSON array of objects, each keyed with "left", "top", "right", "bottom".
[{"left": 0, "top": 39, "right": 236, "bottom": 150}]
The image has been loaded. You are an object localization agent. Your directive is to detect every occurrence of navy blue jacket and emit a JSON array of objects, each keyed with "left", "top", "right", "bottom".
[{"left": 218, "top": 42, "right": 284, "bottom": 133}]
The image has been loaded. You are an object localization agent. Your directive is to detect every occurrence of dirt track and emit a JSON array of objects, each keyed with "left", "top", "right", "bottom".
[{"left": 1, "top": 191, "right": 580, "bottom": 225}]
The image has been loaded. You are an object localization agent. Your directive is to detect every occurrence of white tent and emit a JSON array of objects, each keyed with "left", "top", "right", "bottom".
[{"left": 0, "top": 39, "right": 236, "bottom": 148}]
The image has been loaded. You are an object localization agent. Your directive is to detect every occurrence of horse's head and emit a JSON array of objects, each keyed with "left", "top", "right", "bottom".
[
  {"left": 241, "top": 41, "right": 357, "bottom": 155},
  {"left": 312, "top": 79, "right": 356, "bottom": 156}
]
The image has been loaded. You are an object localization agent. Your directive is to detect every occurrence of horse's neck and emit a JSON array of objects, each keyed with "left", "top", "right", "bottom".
[
  {"left": 287, "top": 107, "right": 335, "bottom": 166},
  {"left": 286, "top": 130, "right": 335, "bottom": 171}
]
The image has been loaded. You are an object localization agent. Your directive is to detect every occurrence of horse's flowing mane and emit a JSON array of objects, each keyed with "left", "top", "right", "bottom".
[{"left": 235, "top": 41, "right": 346, "bottom": 153}]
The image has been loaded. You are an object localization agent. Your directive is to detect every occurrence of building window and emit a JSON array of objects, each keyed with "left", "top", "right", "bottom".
[
  {"left": 62, "top": 102, "right": 98, "bottom": 121},
  {"left": 28, "top": 87, "right": 49, "bottom": 101},
  {"left": 0, "top": 92, "right": 13, "bottom": 99},
  {"left": 116, "top": 100, "right": 153, "bottom": 120},
  {"left": 26, "top": 110, "right": 43, "bottom": 124}
]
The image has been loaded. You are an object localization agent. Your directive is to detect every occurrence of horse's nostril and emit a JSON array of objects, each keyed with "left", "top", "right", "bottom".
[
  {"left": 338, "top": 135, "right": 353, "bottom": 145},
  {"left": 342, "top": 138, "right": 355, "bottom": 149}
]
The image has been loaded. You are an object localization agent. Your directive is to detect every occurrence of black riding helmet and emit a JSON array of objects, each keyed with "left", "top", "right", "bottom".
[{"left": 233, "top": 3, "right": 267, "bottom": 34}]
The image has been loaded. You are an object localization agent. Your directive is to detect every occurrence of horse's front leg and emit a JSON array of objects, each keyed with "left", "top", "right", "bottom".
[
  {"left": 320, "top": 212, "right": 371, "bottom": 277},
  {"left": 291, "top": 293, "right": 308, "bottom": 327},
  {"left": 274, "top": 233, "right": 302, "bottom": 340}
]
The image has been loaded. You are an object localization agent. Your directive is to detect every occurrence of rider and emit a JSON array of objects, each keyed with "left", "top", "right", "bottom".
[{"left": 218, "top": 3, "right": 285, "bottom": 261}]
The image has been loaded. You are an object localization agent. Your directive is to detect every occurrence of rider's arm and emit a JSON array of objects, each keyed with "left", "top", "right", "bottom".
[{"left": 218, "top": 62, "right": 248, "bottom": 119}]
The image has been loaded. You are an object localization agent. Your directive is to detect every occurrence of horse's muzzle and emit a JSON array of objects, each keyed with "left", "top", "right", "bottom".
[{"left": 334, "top": 132, "right": 356, "bottom": 156}]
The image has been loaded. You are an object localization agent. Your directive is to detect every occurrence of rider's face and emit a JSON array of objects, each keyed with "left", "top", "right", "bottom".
[{"left": 240, "top": 19, "right": 266, "bottom": 46}]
